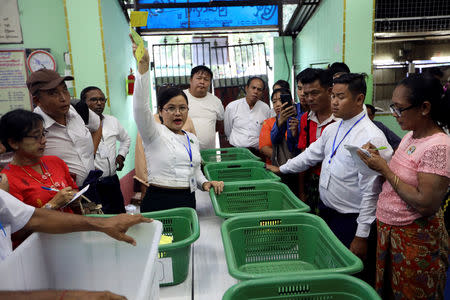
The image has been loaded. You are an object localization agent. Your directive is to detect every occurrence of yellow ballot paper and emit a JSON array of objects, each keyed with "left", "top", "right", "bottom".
[
  {"left": 130, "top": 27, "right": 145, "bottom": 63},
  {"left": 159, "top": 234, "right": 174, "bottom": 245},
  {"left": 130, "top": 27, "right": 143, "bottom": 45},
  {"left": 130, "top": 11, "right": 149, "bottom": 27}
]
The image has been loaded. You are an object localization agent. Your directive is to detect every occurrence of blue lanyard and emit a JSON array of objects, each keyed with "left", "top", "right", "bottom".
[
  {"left": 328, "top": 114, "right": 366, "bottom": 164},
  {"left": 0, "top": 222, "right": 6, "bottom": 236},
  {"left": 181, "top": 130, "right": 193, "bottom": 167}
]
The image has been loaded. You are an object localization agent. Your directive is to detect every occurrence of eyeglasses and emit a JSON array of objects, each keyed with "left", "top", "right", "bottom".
[
  {"left": 25, "top": 129, "right": 48, "bottom": 142},
  {"left": 87, "top": 97, "right": 107, "bottom": 103},
  {"left": 389, "top": 103, "right": 415, "bottom": 117},
  {"left": 162, "top": 106, "right": 189, "bottom": 114}
]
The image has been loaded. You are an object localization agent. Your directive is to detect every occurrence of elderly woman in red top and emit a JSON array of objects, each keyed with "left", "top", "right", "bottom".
[
  {"left": 359, "top": 74, "right": 450, "bottom": 299},
  {"left": 0, "top": 109, "right": 77, "bottom": 212}
]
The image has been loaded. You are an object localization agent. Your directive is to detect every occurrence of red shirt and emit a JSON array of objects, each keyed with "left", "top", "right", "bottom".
[
  {"left": 2, "top": 156, "right": 78, "bottom": 212},
  {"left": 298, "top": 113, "right": 335, "bottom": 175}
]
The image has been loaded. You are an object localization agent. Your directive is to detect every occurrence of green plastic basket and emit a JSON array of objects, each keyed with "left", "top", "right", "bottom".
[
  {"left": 209, "top": 181, "right": 310, "bottom": 218},
  {"left": 221, "top": 212, "right": 363, "bottom": 280},
  {"left": 222, "top": 274, "right": 381, "bottom": 300},
  {"left": 201, "top": 147, "right": 260, "bottom": 164},
  {"left": 89, "top": 208, "right": 199, "bottom": 287},
  {"left": 204, "top": 160, "right": 280, "bottom": 183}
]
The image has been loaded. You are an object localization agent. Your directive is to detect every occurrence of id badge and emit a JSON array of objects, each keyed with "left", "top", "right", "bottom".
[
  {"left": 320, "top": 169, "right": 331, "bottom": 189},
  {"left": 189, "top": 176, "right": 197, "bottom": 193}
]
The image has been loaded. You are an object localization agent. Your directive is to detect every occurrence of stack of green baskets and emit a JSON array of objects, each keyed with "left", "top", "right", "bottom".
[
  {"left": 90, "top": 207, "right": 199, "bottom": 287},
  {"left": 204, "top": 160, "right": 280, "bottom": 183},
  {"left": 209, "top": 181, "right": 310, "bottom": 218},
  {"left": 222, "top": 274, "right": 381, "bottom": 300},
  {"left": 200, "top": 147, "right": 260, "bottom": 165},
  {"left": 221, "top": 212, "right": 363, "bottom": 280}
]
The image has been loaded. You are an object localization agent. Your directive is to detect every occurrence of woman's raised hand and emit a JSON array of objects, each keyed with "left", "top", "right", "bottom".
[{"left": 129, "top": 34, "right": 149, "bottom": 74}]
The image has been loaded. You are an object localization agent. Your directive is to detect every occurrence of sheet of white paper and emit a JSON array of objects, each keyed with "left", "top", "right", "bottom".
[
  {"left": 62, "top": 184, "right": 90, "bottom": 207},
  {"left": 344, "top": 145, "right": 380, "bottom": 176}
]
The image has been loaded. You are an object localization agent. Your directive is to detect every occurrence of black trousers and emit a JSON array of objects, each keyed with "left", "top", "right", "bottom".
[
  {"left": 96, "top": 174, "right": 126, "bottom": 214},
  {"left": 318, "top": 201, "right": 377, "bottom": 286},
  {"left": 141, "top": 185, "right": 196, "bottom": 213}
]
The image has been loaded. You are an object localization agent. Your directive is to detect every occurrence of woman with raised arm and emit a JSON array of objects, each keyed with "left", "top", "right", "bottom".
[{"left": 131, "top": 38, "right": 223, "bottom": 212}]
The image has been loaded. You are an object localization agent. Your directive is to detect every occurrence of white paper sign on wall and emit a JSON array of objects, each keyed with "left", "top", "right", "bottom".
[{"left": 0, "top": 0, "right": 23, "bottom": 44}]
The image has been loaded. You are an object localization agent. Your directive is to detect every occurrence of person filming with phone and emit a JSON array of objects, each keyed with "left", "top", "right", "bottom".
[{"left": 259, "top": 88, "right": 300, "bottom": 194}]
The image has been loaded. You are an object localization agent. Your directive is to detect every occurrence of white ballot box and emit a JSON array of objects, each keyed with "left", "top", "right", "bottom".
[{"left": 0, "top": 221, "right": 162, "bottom": 300}]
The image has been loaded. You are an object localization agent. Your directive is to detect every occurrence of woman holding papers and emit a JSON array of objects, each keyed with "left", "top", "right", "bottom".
[
  {"left": 358, "top": 74, "right": 450, "bottom": 299},
  {"left": 0, "top": 109, "right": 78, "bottom": 213},
  {"left": 131, "top": 38, "right": 224, "bottom": 212}
]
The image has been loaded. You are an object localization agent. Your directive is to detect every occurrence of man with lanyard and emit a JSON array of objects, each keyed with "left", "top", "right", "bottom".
[
  {"left": 266, "top": 73, "right": 393, "bottom": 284},
  {"left": 82, "top": 86, "right": 131, "bottom": 214}
]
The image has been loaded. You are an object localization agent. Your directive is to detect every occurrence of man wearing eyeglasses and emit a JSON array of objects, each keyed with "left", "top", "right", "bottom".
[
  {"left": 28, "top": 69, "right": 100, "bottom": 188},
  {"left": 82, "top": 86, "right": 130, "bottom": 214}
]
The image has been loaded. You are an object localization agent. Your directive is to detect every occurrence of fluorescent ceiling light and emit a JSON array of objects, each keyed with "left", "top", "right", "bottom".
[
  {"left": 373, "top": 59, "right": 394, "bottom": 65},
  {"left": 431, "top": 56, "right": 450, "bottom": 62}
]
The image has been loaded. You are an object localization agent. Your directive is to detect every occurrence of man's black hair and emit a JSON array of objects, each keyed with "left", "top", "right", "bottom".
[
  {"left": 328, "top": 62, "right": 350, "bottom": 75},
  {"left": 246, "top": 76, "right": 266, "bottom": 90},
  {"left": 296, "top": 68, "right": 333, "bottom": 88},
  {"left": 333, "top": 73, "right": 367, "bottom": 96},
  {"left": 80, "top": 86, "right": 102, "bottom": 102},
  {"left": 190, "top": 65, "right": 213, "bottom": 79}
]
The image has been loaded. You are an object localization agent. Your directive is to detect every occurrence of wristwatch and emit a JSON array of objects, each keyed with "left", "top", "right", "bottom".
[{"left": 43, "top": 203, "right": 54, "bottom": 210}]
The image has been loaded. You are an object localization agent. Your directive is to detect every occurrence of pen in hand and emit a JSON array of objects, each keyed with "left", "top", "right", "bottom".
[
  {"left": 373, "top": 146, "right": 387, "bottom": 151},
  {"left": 41, "top": 186, "right": 59, "bottom": 192}
]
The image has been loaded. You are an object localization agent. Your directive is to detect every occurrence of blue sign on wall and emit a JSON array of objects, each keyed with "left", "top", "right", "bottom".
[{"left": 137, "top": 1, "right": 278, "bottom": 29}]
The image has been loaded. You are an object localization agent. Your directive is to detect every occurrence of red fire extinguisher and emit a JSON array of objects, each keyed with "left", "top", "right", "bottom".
[{"left": 127, "top": 68, "right": 135, "bottom": 95}]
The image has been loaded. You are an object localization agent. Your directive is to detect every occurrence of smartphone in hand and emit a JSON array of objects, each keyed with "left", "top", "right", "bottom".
[{"left": 280, "top": 94, "right": 293, "bottom": 107}]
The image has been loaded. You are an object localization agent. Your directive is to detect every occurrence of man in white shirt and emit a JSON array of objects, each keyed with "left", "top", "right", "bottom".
[
  {"left": 267, "top": 73, "right": 393, "bottom": 285},
  {"left": 0, "top": 173, "right": 151, "bottom": 299},
  {"left": 82, "top": 86, "right": 131, "bottom": 214},
  {"left": 27, "top": 69, "right": 100, "bottom": 188},
  {"left": 224, "top": 77, "right": 272, "bottom": 152},
  {"left": 184, "top": 66, "right": 224, "bottom": 150}
]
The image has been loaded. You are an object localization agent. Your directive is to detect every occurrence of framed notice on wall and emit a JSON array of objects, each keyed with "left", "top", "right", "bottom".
[
  {"left": 0, "top": 49, "right": 32, "bottom": 116},
  {"left": 0, "top": 0, "right": 23, "bottom": 44}
]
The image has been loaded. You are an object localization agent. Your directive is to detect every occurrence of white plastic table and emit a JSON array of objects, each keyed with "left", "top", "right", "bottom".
[{"left": 160, "top": 190, "right": 237, "bottom": 299}]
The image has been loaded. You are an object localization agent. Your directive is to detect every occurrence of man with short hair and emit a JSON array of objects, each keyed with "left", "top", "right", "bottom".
[
  {"left": 28, "top": 69, "right": 100, "bottom": 187},
  {"left": 267, "top": 73, "right": 393, "bottom": 285},
  {"left": 82, "top": 86, "right": 130, "bottom": 214},
  {"left": 224, "top": 77, "right": 272, "bottom": 150},
  {"left": 297, "top": 68, "right": 339, "bottom": 211},
  {"left": 184, "top": 66, "right": 224, "bottom": 150}
]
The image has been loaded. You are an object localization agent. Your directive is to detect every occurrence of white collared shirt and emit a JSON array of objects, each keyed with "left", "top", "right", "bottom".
[
  {"left": 224, "top": 97, "right": 272, "bottom": 148},
  {"left": 0, "top": 190, "right": 35, "bottom": 261},
  {"left": 184, "top": 89, "right": 224, "bottom": 150},
  {"left": 307, "top": 111, "right": 340, "bottom": 140},
  {"left": 94, "top": 115, "right": 131, "bottom": 177},
  {"left": 280, "top": 110, "right": 393, "bottom": 238},
  {"left": 34, "top": 106, "right": 100, "bottom": 186},
  {"left": 133, "top": 71, "right": 208, "bottom": 189}
]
